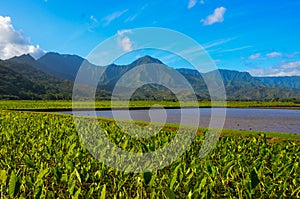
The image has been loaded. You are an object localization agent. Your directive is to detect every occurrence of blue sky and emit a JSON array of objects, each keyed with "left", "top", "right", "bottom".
[{"left": 0, "top": 0, "right": 300, "bottom": 76}]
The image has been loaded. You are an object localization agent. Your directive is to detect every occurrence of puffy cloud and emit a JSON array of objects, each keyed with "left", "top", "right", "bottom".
[
  {"left": 266, "top": 52, "right": 282, "bottom": 58},
  {"left": 117, "top": 29, "right": 133, "bottom": 52},
  {"left": 249, "top": 53, "right": 261, "bottom": 60},
  {"left": 0, "top": 16, "right": 45, "bottom": 60},
  {"left": 102, "top": 9, "right": 128, "bottom": 26},
  {"left": 201, "top": 7, "right": 226, "bottom": 26},
  {"left": 248, "top": 61, "right": 300, "bottom": 76}
]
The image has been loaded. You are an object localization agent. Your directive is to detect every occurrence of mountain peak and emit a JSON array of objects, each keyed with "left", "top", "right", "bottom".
[
  {"left": 9, "top": 54, "right": 36, "bottom": 62},
  {"left": 131, "top": 55, "right": 163, "bottom": 66},
  {"left": 39, "top": 52, "right": 84, "bottom": 61}
]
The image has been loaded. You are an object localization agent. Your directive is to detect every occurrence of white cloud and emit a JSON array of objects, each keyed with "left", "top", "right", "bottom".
[
  {"left": 117, "top": 29, "right": 133, "bottom": 52},
  {"left": 102, "top": 9, "right": 128, "bottom": 26},
  {"left": 249, "top": 53, "right": 261, "bottom": 60},
  {"left": 248, "top": 61, "right": 300, "bottom": 76},
  {"left": 187, "top": 0, "right": 197, "bottom": 9},
  {"left": 188, "top": 0, "right": 205, "bottom": 8},
  {"left": 267, "top": 52, "right": 282, "bottom": 58},
  {"left": 0, "top": 16, "right": 45, "bottom": 60},
  {"left": 281, "top": 61, "right": 300, "bottom": 69},
  {"left": 201, "top": 7, "right": 226, "bottom": 26}
]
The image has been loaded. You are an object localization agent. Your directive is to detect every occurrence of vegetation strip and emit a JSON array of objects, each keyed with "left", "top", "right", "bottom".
[{"left": 0, "top": 109, "right": 299, "bottom": 198}]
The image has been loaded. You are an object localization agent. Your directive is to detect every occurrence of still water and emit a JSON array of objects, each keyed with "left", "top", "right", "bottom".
[{"left": 67, "top": 108, "right": 300, "bottom": 134}]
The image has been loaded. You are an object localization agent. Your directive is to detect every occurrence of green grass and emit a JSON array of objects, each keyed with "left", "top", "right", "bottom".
[
  {"left": 0, "top": 100, "right": 300, "bottom": 110},
  {"left": 0, "top": 110, "right": 299, "bottom": 198}
]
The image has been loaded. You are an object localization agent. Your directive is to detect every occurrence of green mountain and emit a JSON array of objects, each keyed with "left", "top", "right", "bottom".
[
  {"left": 181, "top": 69, "right": 300, "bottom": 100},
  {"left": 37, "top": 52, "right": 101, "bottom": 81},
  {"left": 0, "top": 59, "right": 73, "bottom": 99},
  {"left": 204, "top": 69, "right": 264, "bottom": 87},
  {"left": 256, "top": 76, "right": 300, "bottom": 89},
  {"left": 2, "top": 53, "right": 300, "bottom": 100}
]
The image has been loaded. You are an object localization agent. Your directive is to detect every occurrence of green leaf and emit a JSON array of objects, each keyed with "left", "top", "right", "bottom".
[
  {"left": 34, "top": 186, "right": 42, "bottom": 199},
  {"left": 74, "top": 168, "right": 82, "bottom": 184},
  {"left": 68, "top": 180, "right": 76, "bottom": 195},
  {"left": 250, "top": 169, "right": 260, "bottom": 189},
  {"left": 60, "top": 174, "right": 68, "bottom": 184},
  {"left": 143, "top": 171, "right": 152, "bottom": 186},
  {"left": 169, "top": 173, "right": 177, "bottom": 190},
  {"left": 23, "top": 155, "right": 35, "bottom": 169},
  {"left": 72, "top": 188, "right": 81, "bottom": 199},
  {"left": 9, "top": 171, "right": 20, "bottom": 198},
  {"left": 222, "top": 161, "right": 235, "bottom": 178},
  {"left": 35, "top": 168, "right": 49, "bottom": 187},
  {"left": 165, "top": 187, "right": 176, "bottom": 199},
  {"left": 0, "top": 170, "right": 7, "bottom": 184},
  {"left": 100, "top": 184, "right": 106, "bottom": 199},
  {"left": 206, "top": 162, "right": 216, "bottom": 178},
  {"left": 200, "top": 177, "right": 207, "bottom": 189}
]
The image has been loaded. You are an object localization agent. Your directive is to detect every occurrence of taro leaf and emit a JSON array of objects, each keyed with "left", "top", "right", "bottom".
[
  {"left": 141, "top": 143, "right": 148, "bottom": 153},
  {"left": 250, "top": 169, "right": 260, "bottom": 189},
  {"left": 74, "top": 168, "right": 82, "bottom": 184},
  {"left": 169, "top": 173, "right": 177, "bottom": 191},
  {"left": 24, "top": 155, "right": 35, "bottom": 169},
  {"left": 68, "top": 179, "right": 76, "bottom": 195},
  {"left": 9, "top": 171, "right": 20, "bottom": 198},
  {"left": 87, "top": 187, "right": 95, "bottom": 199},
  {"left": 53, "top": 167, "right": 62, "bottom": 184},
  {"left": 73, "top": 188, "right": 81, "bottom": 199},
  {"left": 143, "top": 171, "right": 152, "bottom": 186},
  {"left": 222, "top": 160, "right": 235, "bottom": 178},
  {"left": 35, "top": 168, "right": 49, "bottom": 187},
  {"left": 165, "top": 187, "right": 176, "bottom": 199},
  {"left": 200, "top": 177, "right": 207, "bottom": 189},
  {"left": 100, "top": 184, "right": 106, "bottom": 199},
  {"left": 34, "top": 186, "right": 42, "bottom": 199},
  {"left": 206, "top": 162, "right": 216, "bottom": 178},
  {"left": 0, "top": 170, "right": 7, "bottom": 184},
  {"left": 25, "top": 176, "right": 34, "bottom": 189}
]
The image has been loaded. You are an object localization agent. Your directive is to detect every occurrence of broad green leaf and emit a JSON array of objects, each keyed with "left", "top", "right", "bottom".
[
  {"left": 200, "top": 177, "right": 207, "bottom": 189},
  {"left": 72, "top": 188, "right": 81, "bottom": 199},
  {"left": 143, "top": 171, "right": 152, "bottom": 186},
  {"left": 9, "top": 171, "right": 20, "bottom": 198},
  {"left": 100, "top": 184, "right": 106, "bottom": 199},
  {"left": 74, "top": 168, "right": 82, "bottom": 184},
  {"left": 68, "top": 180, "right": 76, "bottom": 195},
  {"left": 165, "top": 187, "right": 176, "bottom": 199},
  {"left": 34, "top": 186, "right": 42, "bottom": 199},
  {"left": 0, "top": 170, "right": 7, "bottom": 184},
  {"left": 24, "top": 155, "right": 35, "bottom": 169},
  {"left": 250, "top": 169, "right": 260, "bottom": 189}
]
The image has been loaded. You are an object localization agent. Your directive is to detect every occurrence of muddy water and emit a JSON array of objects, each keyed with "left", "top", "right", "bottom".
[{"left": 67, "top": 108, "right": 300, "bottom": 134}]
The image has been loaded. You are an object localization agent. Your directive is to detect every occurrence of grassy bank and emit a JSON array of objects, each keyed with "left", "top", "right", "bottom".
[
  {"left": 0, "top": 110, "right": 299, "bottom": 198},
  {"left": 1, "top": 100, "right": 300, "bottom": 110}
]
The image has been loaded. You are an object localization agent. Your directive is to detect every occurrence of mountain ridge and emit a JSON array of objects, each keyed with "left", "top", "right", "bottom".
[{"left": 3, "top": 52, "right": 300, "bottom": 100}]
